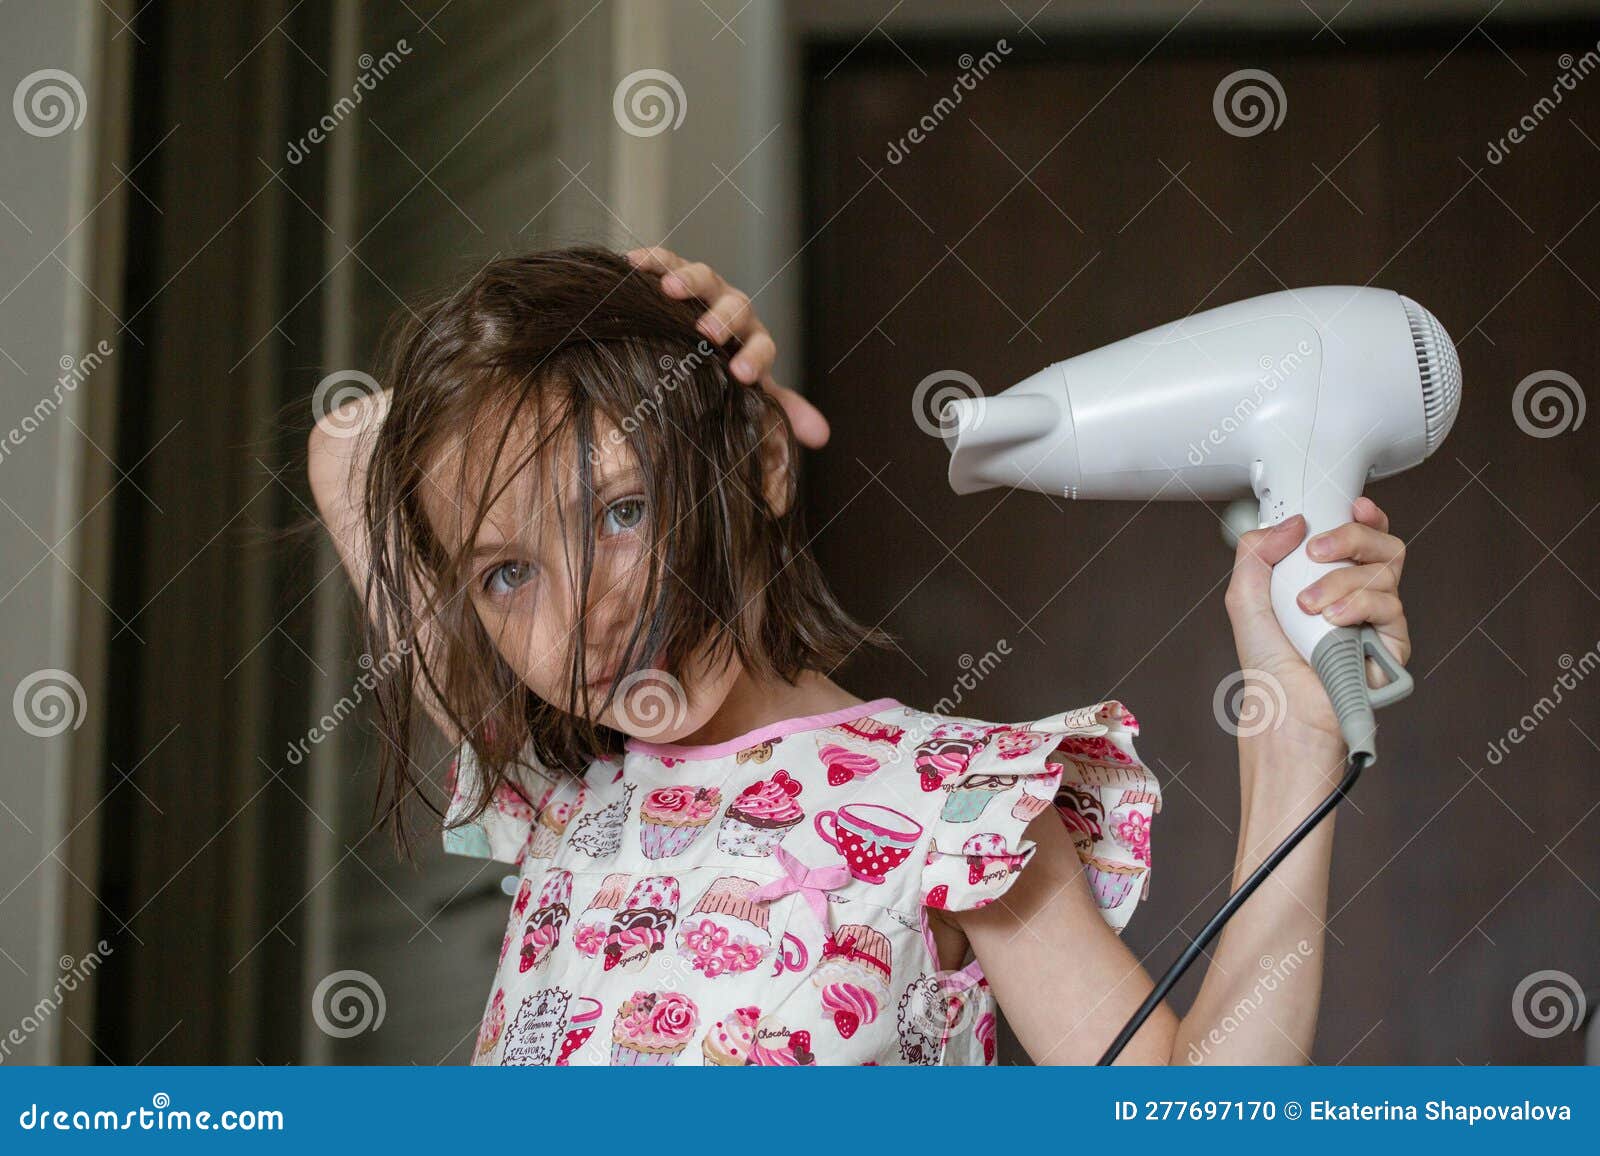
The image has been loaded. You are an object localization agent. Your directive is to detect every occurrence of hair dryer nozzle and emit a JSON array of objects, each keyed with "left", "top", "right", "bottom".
[{"left": 943, "top": 379, "right": 1075, "bottom": 496}]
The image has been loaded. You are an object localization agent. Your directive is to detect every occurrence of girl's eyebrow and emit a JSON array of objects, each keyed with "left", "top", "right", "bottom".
[{"left": 467, "top": 466, "right": 642, "bottom": 559}]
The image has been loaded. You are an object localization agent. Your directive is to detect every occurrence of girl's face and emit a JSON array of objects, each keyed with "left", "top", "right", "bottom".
[{"left": 420, "top": 408, "right": 741, "bottom": 743}]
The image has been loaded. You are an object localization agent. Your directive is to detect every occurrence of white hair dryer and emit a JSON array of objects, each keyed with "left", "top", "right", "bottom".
[{"left": 942, "top": 286, "right": 1462, "bottom": 760}]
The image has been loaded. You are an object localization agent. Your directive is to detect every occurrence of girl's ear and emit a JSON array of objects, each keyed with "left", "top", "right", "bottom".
[{"left": 758, "top": 408, "right": 793, "bottom": 518}]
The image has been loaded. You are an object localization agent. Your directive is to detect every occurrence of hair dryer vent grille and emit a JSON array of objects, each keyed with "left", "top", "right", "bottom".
[{"left": 1400, "top": 294, "right": 1461, "bottom": 457}]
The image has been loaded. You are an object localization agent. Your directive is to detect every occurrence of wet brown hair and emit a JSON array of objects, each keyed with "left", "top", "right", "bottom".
[{"left": 363, "top": 246, "right": 890, "bottom": 850}]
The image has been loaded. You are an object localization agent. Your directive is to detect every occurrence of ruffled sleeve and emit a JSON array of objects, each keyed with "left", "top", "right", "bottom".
[
  {"left": 919, "top": 701, "right": 1160, "bottom": 933},
  {"left": 442, "top": 741, "right": 562, "bottom": 865}
]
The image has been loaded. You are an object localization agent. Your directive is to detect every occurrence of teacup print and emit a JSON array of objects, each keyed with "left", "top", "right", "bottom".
[
  {"left": 814, "top": 804, "right": 923, "bottom": 885},
  {"left": 912, "top": 721, "right": 992, "bottom": 793}
]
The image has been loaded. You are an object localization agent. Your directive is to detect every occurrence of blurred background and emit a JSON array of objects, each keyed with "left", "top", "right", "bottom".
[{"left": 1, "top": 0, "right": 1597, "bottom": 1065}]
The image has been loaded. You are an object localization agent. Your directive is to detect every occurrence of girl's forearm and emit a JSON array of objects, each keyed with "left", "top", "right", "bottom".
[{"left": 1172, "top": 728, "right": 1348, "bottom": 1064}]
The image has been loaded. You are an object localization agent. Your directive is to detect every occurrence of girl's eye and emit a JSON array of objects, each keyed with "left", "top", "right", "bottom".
[
  {"left": 600, "top": 497, "right": 646, "bottom": 537},
  {"left": 482, "top": 561, "right": 536, "bottom": 597}
]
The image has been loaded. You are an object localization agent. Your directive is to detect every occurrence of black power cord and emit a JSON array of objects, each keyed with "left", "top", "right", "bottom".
[{"left": 1097, "top": 749, "right": 1371, "bottom": 1065}]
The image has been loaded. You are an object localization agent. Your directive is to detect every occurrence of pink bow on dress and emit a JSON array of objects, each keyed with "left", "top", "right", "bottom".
[{"left": 751, "top": 846, "right": 849, "bottom": 930}]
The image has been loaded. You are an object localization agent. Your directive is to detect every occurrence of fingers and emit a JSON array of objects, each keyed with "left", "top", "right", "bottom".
[
  {"left": 697, "top": 288, "right": 759, "bottom": 346},
  {"left": 765, "top": 380, "right": 831, "bottom": 450},
  {"left": 1237, "top": 514, "right": 1309, "bottom": 568},
  {"left": 1224, "top": 515, "right": 1307, "bottom": 613},
  {"left": 1296, "top": 561, "right": 1399, "bottom": 614},
  {"left": 1307, "top": 518, "right": 1405, "bottom": 573},
  {"left": 729, "top": 330, "right": 776, "bottom": 385},
  {"left": 1352, "top": 495, "right": 1389, "bottom": 533},
  {"left": 625, "top": 246, "right": 681, "bottom": 276},
  {"left": 626, "top": 247, "right": 829, "bottom": 448}
]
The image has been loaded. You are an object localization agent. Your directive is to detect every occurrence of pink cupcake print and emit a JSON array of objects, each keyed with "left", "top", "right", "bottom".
[
  {"left": 1084, "top": 855, "right": 1146, "bottom": 911},
  {"left": 717, "top": 769, "right": 804, "bottom": 856},
  {"left": 913, "top": 721, "right": 991, "bottom": 793},
  {"left": 1010, "top": 770, "right": 1056, "bottom": 822},
  {"left": 610, "top": 990, "right": 699, "bottom": 1066},
  {"left": 474, "top": 988, "right": 506, "bottom": 1061},
  {"left": 961, "top": 832, "right": 1026, "bottom": 888},
  {"left": 639, "top": 785, "right": 721, "bottom": 859},
  {"left": 1110, "top": 787, "right": 1158, "bottom": 866},
  {"left": 675, "top": 876, "right": 771, "bottom": 977},
  {"left": 811, "top": 924, "right": 893, "bottom": 1039},
  {"left": 555, "top": 996, "right": 603, "bottom": 1065},
  {"left": 572, "top": 873, "right": 629, "bottom": 958},
  {"left": 816, "top": 714, "right": 905, "bottom": 786},
  {"left": 603, "top": 874, "right": 680, "bottom": 972},
  {"left": 1055, "top": 733, "right": 1136, "bottom": 765},
  {"left": 988, "top": 724, "right": 1052, "bottom": 762},
  {"left": 511, "top": 876, "right": 533, "bottom": 917},
  {"left": 519, "top": 869, "right": 572, "bottom": 973},
  {"left": 747, "top": 1021, "right": 815, "bottom": 1066},
  {"left": 939, "top": 772, "right": 1019, "bottom": 823},
  {"left": 1056, "top": 782, "right": 1106, "bottom": 858},
  {"left": 526, "top": 783, "right": 586, "bottom": 860},
  {"left": 702, "top": 1005, "right": 761, "bottom": 1066}
]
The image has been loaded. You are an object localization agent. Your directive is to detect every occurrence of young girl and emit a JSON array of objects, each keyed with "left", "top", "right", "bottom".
[{"left": 308, "top": 245, "right": 1412, "bottom": 1066}]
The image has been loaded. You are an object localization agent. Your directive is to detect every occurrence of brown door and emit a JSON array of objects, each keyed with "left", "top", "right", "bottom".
[{"left": 803, "top": 25, "right": 1600, "bottom": 1064}]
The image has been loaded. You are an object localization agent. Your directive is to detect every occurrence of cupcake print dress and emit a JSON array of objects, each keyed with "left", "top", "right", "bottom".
[{"left": 448, "top": 697, "right": 1160, "bottom": 1066}]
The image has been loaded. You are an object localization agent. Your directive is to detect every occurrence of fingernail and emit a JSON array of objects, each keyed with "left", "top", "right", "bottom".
[
  {"left": 1322, "top": 598, "right": 1348, "bottom": 621},
  {"left": 1298, "top": 585, "right": 1321, "bottom": 611},
  {"left": 1307, "top": 534, "right": 1332, "bottom": 559},
  {"left": 662, "top": 273, "right": 687, "bottom": 295},
  {"left": 730, "top": 356, "right": 754, "bottom": 381}
]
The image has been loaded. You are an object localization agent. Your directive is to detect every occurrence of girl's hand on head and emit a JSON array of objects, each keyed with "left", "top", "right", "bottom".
[
  {"left": 1223, "top": 497, "right": 1411, "bottom": 748},
  {"left": 627, "top": 246, "right": 830, "bottom": 449}
]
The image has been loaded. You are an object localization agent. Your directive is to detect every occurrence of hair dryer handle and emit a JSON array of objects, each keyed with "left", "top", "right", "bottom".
[{"left": 1266, "top": 484, "right": 1413, "bottom": 762}]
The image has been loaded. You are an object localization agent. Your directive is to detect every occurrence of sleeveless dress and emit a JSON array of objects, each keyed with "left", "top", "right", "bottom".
[{"left": 443, "top": 696, "right": 1160, "bottom": 1066}]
